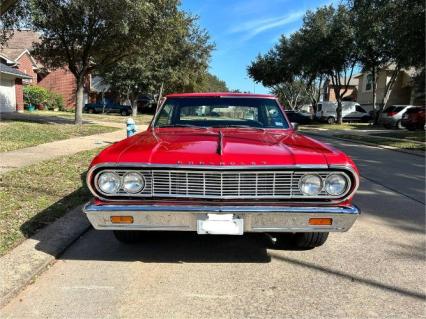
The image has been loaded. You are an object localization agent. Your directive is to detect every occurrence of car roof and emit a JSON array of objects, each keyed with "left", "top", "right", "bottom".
[{"left": 165, "top": 92, "right": 276, "bottom": 99}]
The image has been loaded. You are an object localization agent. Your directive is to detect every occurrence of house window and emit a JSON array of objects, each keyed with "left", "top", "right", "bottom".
[{"left": 365, "top": 74, "right": 373, "bottom": 91}]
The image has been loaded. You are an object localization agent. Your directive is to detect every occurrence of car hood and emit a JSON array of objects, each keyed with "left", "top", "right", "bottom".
[{"left": 92, "top": 128, "right": 351, "bottom": 167}]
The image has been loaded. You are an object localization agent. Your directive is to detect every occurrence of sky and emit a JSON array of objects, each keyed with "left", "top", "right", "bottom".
[{"left": 181, "top": 0, "right": 338, "bottom": 94}]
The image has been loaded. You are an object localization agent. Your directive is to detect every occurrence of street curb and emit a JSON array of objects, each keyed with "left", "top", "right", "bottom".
[
  {"left": 0, "top": 205, "right": 91, "bottom": 308},
  {"left": 304, "top": 132, "right": 425, "bottom": 158}
]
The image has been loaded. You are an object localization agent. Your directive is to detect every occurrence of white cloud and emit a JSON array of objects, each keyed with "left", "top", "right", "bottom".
[{"left": 229, "top": 11, "right": 304, "bottom": 41}]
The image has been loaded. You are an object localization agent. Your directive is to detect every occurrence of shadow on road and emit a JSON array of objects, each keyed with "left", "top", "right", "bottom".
[
  {"left": 59, "top": 230, "right": 273, "bottom": 263},
  {"left": 270, "top": 253, "right": 426, "bottom": 301}
]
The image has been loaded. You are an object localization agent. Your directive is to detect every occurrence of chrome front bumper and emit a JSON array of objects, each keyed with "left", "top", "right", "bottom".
[{"left": 83, "top": 203, "right": 360, "bottom": 233}]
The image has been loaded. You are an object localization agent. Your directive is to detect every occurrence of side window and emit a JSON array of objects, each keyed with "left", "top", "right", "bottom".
[
  {"left": 356, "top": 105, "right": 366, "bottom": 113},
  {"left": 155, "top": 103, "right": 173, "bottom": 126},
  {"left": 264, "top": 104, "right": 286, "bottom": 127}
]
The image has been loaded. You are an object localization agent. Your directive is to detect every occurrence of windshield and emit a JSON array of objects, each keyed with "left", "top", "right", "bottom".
[{"left": 154, "top": 97, "right": 289, "bottom": 129}]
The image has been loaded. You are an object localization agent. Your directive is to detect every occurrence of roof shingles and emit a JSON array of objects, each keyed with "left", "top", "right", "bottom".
[
  {"left": 0, "top": 30, "right": 40, "bottom": 61},
  {"left": 0, "top": 62, "right": 32, "bottom": 79}
]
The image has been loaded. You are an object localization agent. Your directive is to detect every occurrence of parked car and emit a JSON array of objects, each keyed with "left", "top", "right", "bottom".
[
  {"left": 379, "top": 105, "right": 416, "bottom": 129},
  {"left": 401, "top": 106, "right": 425, "bottom": 130},
  {"left": 83, "top": 93, "right": 360, "bottom": 249},
  {"left": 285, "top": 110, "right": 313, "bottom": 124},
  {"left": 137, "top": 95, "right": 156, "bottom": 113},
  {"left": 316, "top": 101, "right": 371, "bottom": 124},
  {"left": 84, "top": 101, "right": 132, "bottom": 116}
]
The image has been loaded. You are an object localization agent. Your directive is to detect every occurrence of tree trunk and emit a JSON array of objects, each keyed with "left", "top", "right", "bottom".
[
  {"left": 75, "top": 78, "right": 84, "bottom": 125},
  {"left": 336, "top": 99, "right": 343, "bottom": 124},
  {"left": 375, "top": 69, "right": 399, "bottom": 124},
  {"left": 132, "top": 99, "right": 138, "bottom": 117},
  {"left": 372, "top": 66, "right": 377, "bottom": 111}
]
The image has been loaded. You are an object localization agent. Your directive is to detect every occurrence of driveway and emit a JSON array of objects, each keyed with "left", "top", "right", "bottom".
[{"left": 1, "top": 138, "right": 425, "bottom": 318}]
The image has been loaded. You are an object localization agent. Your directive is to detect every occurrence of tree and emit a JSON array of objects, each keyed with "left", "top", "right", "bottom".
[
  {"left": 297, "top": 5, "right": 358, "bottom": 124},
  {"left": 350, "top": 0, "right": 425, "bottom": 121},
  {"left": 381, "top": 0, "right": 425, "bottom": 107},
  {"left": 1, "top": 0, "right": 30, "bottom": 45},
  {"left": 350, "top": 0, "right": 391, "bottom": 116},
  {"left": 198, "top": 73, "right": 228, "bottom": 92},
  {"left": 98, "top": 12, "right": 214, "bottom": 116},
  {"left": 271, "top": 81, "right": 311, "bottom": 110},
  {"left": 350, "top": 0, "right": 425, "bottom": 117},
  {"left": 248, "top": 33, "right": 324, "bottom": 113},
  {"left": 29, "top": 0, "right": 182, "bottom": 124}
]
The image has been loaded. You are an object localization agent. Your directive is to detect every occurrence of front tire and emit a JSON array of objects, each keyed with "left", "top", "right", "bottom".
[
  {"left": 274, "top": 232, "right": 329, "bottom": 249},
  {"left": 113, "top": 230, "right": 143, "bottom": 243}
]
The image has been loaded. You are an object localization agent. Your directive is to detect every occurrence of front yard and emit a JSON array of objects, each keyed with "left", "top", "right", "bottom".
[
  {"left": 0, "top": 120, "right": 117, "bottom": 152},
  {"left": 0, "top": 148, "right": 100, "bottom": 255},
  {"left": 29, "top": 110, "right": 154, "bottom": 125}
]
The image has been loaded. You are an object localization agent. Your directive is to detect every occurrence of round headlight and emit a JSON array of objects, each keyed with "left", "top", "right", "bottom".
[
  {"left": 299, "top": 174, "right": 323, "bottom": 195},
  {"left": 123, "top": 172, "right": 145, "bottom": 194},
  {"left": 325, "top": 174, "right": 347, "bottom": 195},
  {"left": 97, "top": 172, "right": 121, "bottom": 194}
]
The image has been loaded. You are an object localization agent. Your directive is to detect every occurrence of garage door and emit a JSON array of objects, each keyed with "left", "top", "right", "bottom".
[{"left": 0, "top": 77, "right": 16, "bottom": 112}]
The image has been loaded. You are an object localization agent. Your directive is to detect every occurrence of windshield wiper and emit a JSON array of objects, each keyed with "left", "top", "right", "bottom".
[
  {"left": 156, "top": 124, "right": 209, "bottom": 130},
  {"left": 212, "top": 125, "right": 265, "bottom": 131}
]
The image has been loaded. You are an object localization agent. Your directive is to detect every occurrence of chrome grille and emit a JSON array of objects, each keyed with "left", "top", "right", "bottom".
[
  {"left": 151, "top": 171, "right": 292, "bottom": 198},
  {"left": 93, "top": 169, "right": 352, "bottom": 199}
]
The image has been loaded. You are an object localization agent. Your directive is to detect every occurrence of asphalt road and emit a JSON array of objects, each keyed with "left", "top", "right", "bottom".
[{"left": 1, "top": 138, "right": 425, "bottom": 318}]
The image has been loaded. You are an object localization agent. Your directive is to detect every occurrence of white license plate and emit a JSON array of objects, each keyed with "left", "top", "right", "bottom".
[{"left": 197, "top": 214, "right": 243, "bottom": 235}]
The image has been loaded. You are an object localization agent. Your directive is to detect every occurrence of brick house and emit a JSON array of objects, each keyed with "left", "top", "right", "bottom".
[
  {"left": 322, "top": 76, "right": 360, "bottom": 103},
  {"left": 0, "top": 30, "right": 89, "bottom": 110}
]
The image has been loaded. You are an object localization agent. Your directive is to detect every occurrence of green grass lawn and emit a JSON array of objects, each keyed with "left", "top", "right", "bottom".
[
  {"left": 370, "top": 131, "right": 425, "bottom": 142},
  {"left": 29, "top": 110, "right": 154, "bottom": 125},
  {"left": 335, "top": 134, "right": 425, "bottom": 152},
  {"left": 0, "top": 121, "right": 118, "bottom": 152},
  {"left": 0, "top": 148, "right": 100, "bottom": 256}
]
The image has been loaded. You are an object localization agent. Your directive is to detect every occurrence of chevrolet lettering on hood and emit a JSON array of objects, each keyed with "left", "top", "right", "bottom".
[{"left": 84, "top": 93, "right": 360, "bottom": 249}]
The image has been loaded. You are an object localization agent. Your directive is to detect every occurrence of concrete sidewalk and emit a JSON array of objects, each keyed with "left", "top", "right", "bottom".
[{"left": 0, "top": 128, "right": 144, "bottom": 174}]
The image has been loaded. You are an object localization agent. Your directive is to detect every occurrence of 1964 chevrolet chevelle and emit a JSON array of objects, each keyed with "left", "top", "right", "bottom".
[{"left": 84, "top": 93, "right": 360, "bottom": 249}]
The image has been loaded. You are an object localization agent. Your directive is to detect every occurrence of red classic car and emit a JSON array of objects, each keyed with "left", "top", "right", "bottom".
[{"left": 84, "top": 93, "right": 360, "bottom": 249}]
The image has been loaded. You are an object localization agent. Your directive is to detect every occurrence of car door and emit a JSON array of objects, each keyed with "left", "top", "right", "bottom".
[
  {"left": 342, "top": 104, "right": 355, "bottom": 120},
  {"left": 315, "top": 103, "right": 322, "bottom": 119}
]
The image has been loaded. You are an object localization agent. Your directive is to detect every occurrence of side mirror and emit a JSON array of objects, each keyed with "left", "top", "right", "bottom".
[{"left": 291, "top": 122, "right": 299, "bottom": 131}]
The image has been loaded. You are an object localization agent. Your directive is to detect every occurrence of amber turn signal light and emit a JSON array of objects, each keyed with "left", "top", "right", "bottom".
[
  {"left": 309, "top": 218, "right": 332, "bottom": 225},
  {"left": 110, "top": 216, "right": 134, "bottom": 224}
]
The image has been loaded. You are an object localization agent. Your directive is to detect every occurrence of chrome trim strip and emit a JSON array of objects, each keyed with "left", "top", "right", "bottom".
[
  {"left": 89, "top": 162, "right": 330, "bottom": 170},
  {"left": 84, "top": 202, "right": 360, "bottom": 214},
  {"left": 92, "top": 170, "right": 351, "bottom": 199}
]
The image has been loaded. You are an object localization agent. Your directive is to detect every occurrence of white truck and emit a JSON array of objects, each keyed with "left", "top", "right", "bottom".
[{"left": 315, "top": 101, "right": 371, "bottom": 124}]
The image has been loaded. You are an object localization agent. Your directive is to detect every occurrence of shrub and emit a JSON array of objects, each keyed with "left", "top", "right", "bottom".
[
  {"left": 23, "top": 85, "right": 65, "bottom": 111},
  {"left": 46, "top": 92, "right": 65, "bottom": 111},
  {"left": 23, "top": 85, "right": 49, "bottom": 107}
]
